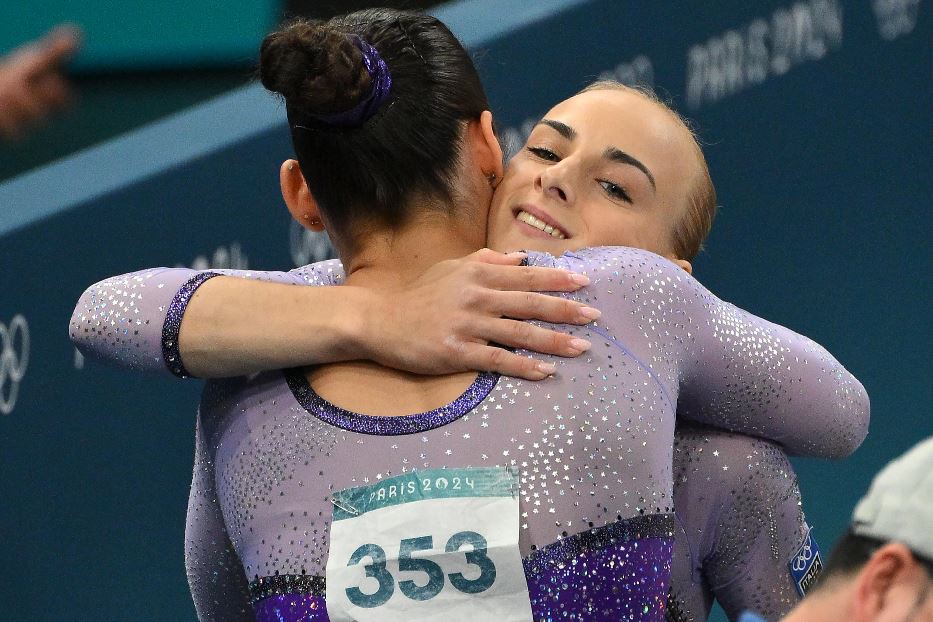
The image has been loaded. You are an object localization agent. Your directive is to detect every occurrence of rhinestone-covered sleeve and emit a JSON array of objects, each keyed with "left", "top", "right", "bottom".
[
  {"left": 69, "top": 261, "right": 347, "bottom": 377},
  {"left": 70, "top": 268, "right": 208, "bottom": 375},
  {"left": 185, "top": 416, "right": 254, "bottom": 621},
  {"left": 676, "top": 294, "right": 870, "bottom": 458},
  {"left": 669, "top": 425, "right": 808, "bottom": 621},
  {"left": 552, "top": 247, "right": 869, "bottom": 459}
]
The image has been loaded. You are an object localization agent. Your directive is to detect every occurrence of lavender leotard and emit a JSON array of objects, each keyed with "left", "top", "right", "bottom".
[
  {"left": 71, "top": 247, "right": 867, "bottom": 621},
  {"left": 668, "top": 424, "right": 809, "bottom": 622}
]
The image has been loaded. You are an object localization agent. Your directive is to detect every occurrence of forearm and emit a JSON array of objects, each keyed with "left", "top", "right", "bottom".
[
  {"left": 70, "top": 263, "right": 348, "bottom": 377},
  {"left": 179, "top": 276, "right": 371, "bottom": 377}
]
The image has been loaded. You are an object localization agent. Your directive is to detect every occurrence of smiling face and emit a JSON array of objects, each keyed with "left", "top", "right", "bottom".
[{"left": 486, "top": 87, "right": 704, "bottom": 260}]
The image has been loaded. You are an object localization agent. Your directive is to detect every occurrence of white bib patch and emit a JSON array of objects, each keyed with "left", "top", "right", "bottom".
[{"left": 325, "top": 467, "right": 533, "bottom": 622}]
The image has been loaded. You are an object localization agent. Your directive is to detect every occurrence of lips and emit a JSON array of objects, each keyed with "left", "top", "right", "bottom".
[{"left": 513, "top": 205, "right": 568, "bottom": 239}]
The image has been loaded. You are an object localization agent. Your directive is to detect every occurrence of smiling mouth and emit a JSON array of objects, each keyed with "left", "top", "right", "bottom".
[{"left": 515, "top": 210, "right": 567, "bottom": 239}]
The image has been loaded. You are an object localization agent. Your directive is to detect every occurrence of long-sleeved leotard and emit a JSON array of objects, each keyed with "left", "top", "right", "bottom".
[
  {"left": 668, "top": 424, "right": 810, "bottom": 622},
  {"left": 71, "top": 247, "right": 867, "bottom": 621}
]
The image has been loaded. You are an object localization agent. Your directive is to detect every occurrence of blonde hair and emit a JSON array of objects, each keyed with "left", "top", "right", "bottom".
[{"left": 579, "top": 81, "right": 717, "bottom": 261}]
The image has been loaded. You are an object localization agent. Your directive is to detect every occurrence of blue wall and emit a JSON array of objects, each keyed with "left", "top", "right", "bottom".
[
  {"left": 0, "top": 0, "right": 929, "bottom": 619},
  {"left": 0, "top": 0, "right": 278, "bottom": 71}
]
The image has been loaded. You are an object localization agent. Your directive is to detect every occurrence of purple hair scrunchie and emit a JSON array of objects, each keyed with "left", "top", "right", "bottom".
[{"left": 303, "top": 35, "right": 393, "bottom": 129}]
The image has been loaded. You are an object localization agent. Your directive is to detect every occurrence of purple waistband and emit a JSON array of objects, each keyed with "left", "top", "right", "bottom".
[
  {"left": 252, "top": 515, "right": 674, "bottom": 622},
  {"left": 253, "top": 592, "right": 329, "bottom": 622}
]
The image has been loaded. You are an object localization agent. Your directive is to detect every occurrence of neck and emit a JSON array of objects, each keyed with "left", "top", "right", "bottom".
[
  {"left": 781, "top": 588, "right": 849, "bottom": 622},
  {"left": 343, "top": 205, "right": 485, "bottom": 288}
]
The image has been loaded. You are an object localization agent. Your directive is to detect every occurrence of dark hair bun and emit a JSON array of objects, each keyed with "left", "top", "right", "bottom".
[{"left": 259, "top": 19, "right": 372, "bottom": 115}]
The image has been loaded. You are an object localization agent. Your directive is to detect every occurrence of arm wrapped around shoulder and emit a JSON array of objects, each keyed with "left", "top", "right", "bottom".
[
  {"left": 556, "top": 246, "right": 869, "bottom": 459},
  {"left": 673, "top": 272, "right": 870, "bottom": 458}
]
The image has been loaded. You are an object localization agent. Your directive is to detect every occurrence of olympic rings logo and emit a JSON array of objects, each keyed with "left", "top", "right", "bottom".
[
  {"left": 0, "top": 314, "right": 30, "bottom": 416},
  {"left": 792, "top": 539, "right": 814, "bottom": 572}
]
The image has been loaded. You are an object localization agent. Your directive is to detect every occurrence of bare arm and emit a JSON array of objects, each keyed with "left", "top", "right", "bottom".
[{"left": 71, "top": 250, "right": 600, "bottom": 381}]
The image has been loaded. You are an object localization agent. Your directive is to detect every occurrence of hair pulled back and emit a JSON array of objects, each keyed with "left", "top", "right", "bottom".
[
  {"left": 581, "top": 81, "right": 717, "bottom": 261},
  {"left": 259, "top": 9, "right": 490, "bottom": 246}
]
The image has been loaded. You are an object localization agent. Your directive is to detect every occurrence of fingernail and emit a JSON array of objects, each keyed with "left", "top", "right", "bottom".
[
  {"left": 506, "top": 251, "right": 528, "bottom": 258},
  {"left": 569, "top": 338, "right": 591, "bottom": 352},
  {"left": 569, "top": 273, "right": 590, "bottom": 286},
  {"left": 536, "top": 361, "right": 556, "bottom": 375},
  {"left": 579, "top": 306, "right": 601, "bottom": 320}
]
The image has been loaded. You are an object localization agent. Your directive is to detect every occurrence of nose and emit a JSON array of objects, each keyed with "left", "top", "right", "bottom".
[{"left": 535, "top": 162, "right": 575, "bottom": 205}]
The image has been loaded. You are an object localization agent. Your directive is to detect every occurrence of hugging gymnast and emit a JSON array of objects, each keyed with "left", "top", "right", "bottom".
[{"left": 72, "top": 9, "right": 868, "bottom": 622}]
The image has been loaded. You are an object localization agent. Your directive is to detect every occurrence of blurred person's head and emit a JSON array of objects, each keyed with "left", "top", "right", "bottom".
[
  {"left": 486, "top": 81, "right": 716, "bottom": 273},
  {"left": 782, "top": 438, "right": 933, "bottom": 622},
  {"left": 260, "top": 9, "right": 501, "bottom": 261}
]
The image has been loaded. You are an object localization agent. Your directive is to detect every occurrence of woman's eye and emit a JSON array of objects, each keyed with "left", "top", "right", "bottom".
[
  {"left": 599, "top": 180, "right": 632, "bottom": 203},
  {"left": 526, "top": 146, "right": 560, "bottom": 162}
]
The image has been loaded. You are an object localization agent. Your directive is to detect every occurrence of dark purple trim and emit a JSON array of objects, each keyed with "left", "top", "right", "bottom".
[
  {"left": 249, "top": 516, "right": 675, "bottom": 621},
  {"left": 524, "top": 514, "right": 675, "bottom": 621},
  {"left": 160, "top": 271, "right": 220, "bottom": 378},
  {"left": 524, "top": 513, "right": 675, "bottom": 571},
  {"left": 285, "top": 370, "right": 500, "bottom": 435},
  {"left": 253, "top": 592, "right": 329, "bottom": 622},
  {"left": 250, "top": 574, "right": 326, "bottom": 604}
]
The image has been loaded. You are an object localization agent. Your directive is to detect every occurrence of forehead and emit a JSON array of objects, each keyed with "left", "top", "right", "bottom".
[{"left": 541, "top": 89, "right": 696, "bottom": 189}]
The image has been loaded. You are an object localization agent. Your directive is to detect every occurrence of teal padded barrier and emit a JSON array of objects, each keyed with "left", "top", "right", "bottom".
[{"left": 0, "top": 0, "right": 279, "bottom": 71}]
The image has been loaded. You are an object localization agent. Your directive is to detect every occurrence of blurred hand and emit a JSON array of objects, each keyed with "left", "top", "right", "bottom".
[{"left": 0, "top": 25, "right": 81, "bottom": 141}]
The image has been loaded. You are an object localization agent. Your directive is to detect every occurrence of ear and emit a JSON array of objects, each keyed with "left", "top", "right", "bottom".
[
  {"left": 280, "top": 159, "right": 325, "bottom": 232},
  {"left": 466, "top": 110, "right": 504, "bottom": 184},
  {"left": 852, "top": 542, "right": 918, "bottom": 620},
  {"left": 668, "top": 257, "right": 693, "bottom": 275}
]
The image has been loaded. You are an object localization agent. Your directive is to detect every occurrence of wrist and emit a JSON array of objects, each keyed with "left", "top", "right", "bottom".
[{"left": 330, "top": 286, "right": 379, "bottom": 362}]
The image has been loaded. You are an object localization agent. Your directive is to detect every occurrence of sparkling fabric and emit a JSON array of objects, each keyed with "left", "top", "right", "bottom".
[
  {"left": 254, "top": 593, "right": 328, "bottom": 622},
  {"left": 667, "top": 424, "right": 810, "bottom": 621},
  {"left": 70, "top": 247, "right": 868, "bottom": 621},
  {"left": 247, "top": 517, "right": 673, "bottom": 622},
  {"left": 70, "top": 260, "right": 346, "bottom": 376},
  {"left": 293, "top": 36, "right": 393, "bottom": 129},
  {"left": 286, "top": 369, "right": 500, "bottom": 434},
  {"left": 524, "top": 516, "right": 674, "bottom": 620},
  {"left": 162, "top": 271, "right": 220, "bottom": 378}
]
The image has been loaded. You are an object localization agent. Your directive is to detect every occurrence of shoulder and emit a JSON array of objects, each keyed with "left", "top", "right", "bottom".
[
  {"left": 536, "top": 246, "right": 699, "bottom": 295},
  {"left": 526, "top": 245, "right": 674, "bottom": 271},
  {"left": 288, "top": 258, "right": 346, "bottom": 285},
  {"left": 199, "top": 372, "right": 293, "bottom": 441}
]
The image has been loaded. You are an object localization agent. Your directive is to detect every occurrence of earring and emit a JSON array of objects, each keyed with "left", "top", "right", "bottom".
[{"left": 486, "top": 172, "right": 498, "bottom": 187}]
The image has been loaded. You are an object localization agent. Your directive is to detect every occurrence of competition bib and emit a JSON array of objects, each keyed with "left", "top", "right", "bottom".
[{"left": 325, "top": 467, "right": 533, "bottom": 622}]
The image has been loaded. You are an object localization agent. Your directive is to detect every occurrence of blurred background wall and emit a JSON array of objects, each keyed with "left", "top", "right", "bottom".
[
  {"left": 0, "top": 1, "right": 437, "bottom": 182},
  {"left": 0, "top": 0, "right": 929, "bottom": 620}
]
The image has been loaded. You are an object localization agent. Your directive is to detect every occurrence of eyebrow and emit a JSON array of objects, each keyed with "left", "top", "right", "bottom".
[
  {"left": 538, "top": 119, "right": 576, "bottom": 140},
  {"left": 604, "top": 147, "right": 656, "bottom": 192},
  {"left": 536, "top": 119, "right": 657, "bottom": 192}
]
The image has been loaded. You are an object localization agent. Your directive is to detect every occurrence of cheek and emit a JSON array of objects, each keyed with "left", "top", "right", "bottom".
[
  {"left": 579, "top": 207, "right": 641, "bottom": 248},
  {"left": 578, "top": 205, "right": 672, "bottom": 255}
]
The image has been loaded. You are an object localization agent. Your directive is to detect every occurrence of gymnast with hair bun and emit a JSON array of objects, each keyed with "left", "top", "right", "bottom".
[{"left": 71, "top": 8, "right": 867, "bottom": 621}]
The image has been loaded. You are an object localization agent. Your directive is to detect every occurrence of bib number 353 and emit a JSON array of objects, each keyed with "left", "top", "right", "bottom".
[{"left": 346, "top": 531, "right": 496, "bottom": 608}]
